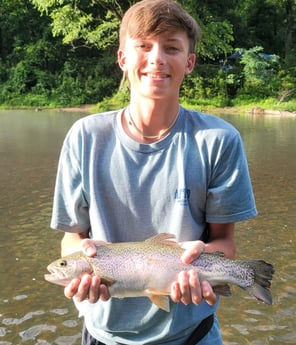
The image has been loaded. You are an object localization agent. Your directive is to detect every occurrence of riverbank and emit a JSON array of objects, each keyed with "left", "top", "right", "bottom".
[
  {"left": 51, "top": 104, "right": 94, "bottom": 113},
  {"left": 55, "top": 104, "right": 296, "bottom": 117},
  {"left": 2, "top": 103, "right": 296, "bottom": 117},
  {"left": 245, "top": 106, "right": 296, "bottom": 117}
]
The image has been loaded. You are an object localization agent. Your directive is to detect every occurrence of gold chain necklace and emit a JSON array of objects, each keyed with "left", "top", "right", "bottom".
[{"left": 126, "top": 107, "right": 179, "bottom": 139}]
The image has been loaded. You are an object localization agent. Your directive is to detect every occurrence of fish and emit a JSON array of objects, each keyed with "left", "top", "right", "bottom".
[{"left": 44, "top": 233, "right": 274, "bottom": 312}]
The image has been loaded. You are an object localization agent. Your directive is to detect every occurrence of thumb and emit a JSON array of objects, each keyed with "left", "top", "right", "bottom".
[
  {"left": 81, "top": 239, "right": 97, "bottom": 257},
  {"left": 180, "top": 241, "right": 205, "bottom": 264}
]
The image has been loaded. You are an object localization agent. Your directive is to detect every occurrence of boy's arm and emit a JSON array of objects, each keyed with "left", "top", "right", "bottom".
[{"left": 61, "top": 231, "right": 89, "bottom": 256}]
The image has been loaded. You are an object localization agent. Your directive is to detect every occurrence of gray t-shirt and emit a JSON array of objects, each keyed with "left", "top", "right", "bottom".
[{"left": 51, "top": 106, "right": 257, "bottom": 344}]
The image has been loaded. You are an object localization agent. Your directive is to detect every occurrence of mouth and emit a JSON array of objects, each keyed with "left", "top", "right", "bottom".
[
  {"left": 44, "top": 266, "right": 70, "bottom": 286},
  {"left": 47, "top": 266, "right": 67, "bottom": 277},
  {"left": 142, "top": 72, "right": 170, "bottom": 80}
]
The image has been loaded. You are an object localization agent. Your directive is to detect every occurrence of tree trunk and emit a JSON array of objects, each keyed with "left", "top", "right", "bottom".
[{"left": 285, "top": 0, "right": 294, "bottom": 59}]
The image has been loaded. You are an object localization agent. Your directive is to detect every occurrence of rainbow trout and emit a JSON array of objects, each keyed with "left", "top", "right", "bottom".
[{"left": 44, "top": 233, "right": 274, "bottom": 311}]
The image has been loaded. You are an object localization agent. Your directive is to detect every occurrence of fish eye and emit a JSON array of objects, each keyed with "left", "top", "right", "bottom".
[{"left": 58, "top": 260, "right": 67, "bottom": 267}]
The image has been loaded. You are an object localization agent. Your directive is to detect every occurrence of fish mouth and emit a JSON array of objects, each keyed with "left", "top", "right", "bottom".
[
  {"left": 44, "top": 266, "right": 71, "bottom": 286},
  {"left": 46, "top": 266, "right": 67, "bottom": 278}
]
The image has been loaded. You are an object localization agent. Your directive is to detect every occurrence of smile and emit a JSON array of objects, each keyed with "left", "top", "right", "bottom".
[{"left": 143, "top": 73, "right": 169, "bottom": 79}]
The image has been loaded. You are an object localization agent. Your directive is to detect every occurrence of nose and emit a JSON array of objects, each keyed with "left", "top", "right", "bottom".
[{"left": 148, "top": 43, "right": 165, "bottom": 66}]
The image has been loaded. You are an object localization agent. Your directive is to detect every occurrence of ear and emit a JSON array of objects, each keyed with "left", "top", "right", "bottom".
[
  {"left": 185, "top": 53, "right": 196, "bottom": 75},
  {"left": 118, "top": 49, "right": 127, "bottom": 72}
]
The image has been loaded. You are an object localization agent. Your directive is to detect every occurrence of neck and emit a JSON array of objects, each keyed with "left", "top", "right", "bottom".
[
  {"left": 123, "top": 101, "right": 180, "bottom": 143},
  {"left": 126, "top": 106, "right": 179, "bottom": 140}
]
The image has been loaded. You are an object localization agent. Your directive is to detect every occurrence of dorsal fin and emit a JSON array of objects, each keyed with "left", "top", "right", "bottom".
[{"left": 145, "top": 233, "right": 179, "bottom": 247}]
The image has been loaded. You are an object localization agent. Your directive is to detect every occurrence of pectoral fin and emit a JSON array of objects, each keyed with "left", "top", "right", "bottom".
[{"left": 100, "top": 276, "right": 116, "bottom": 286}]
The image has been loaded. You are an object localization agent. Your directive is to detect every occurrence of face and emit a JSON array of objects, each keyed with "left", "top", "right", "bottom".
[{"left": 118, "top": 31, "right": 196, "bottom": 101}]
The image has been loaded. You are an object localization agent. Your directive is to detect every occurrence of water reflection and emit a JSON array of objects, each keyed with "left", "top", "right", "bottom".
[
  {"left": 0, "top": 110, "right": 84, "bottom": 345},
  {"left": 0, "top": 110, "right": 295, "bottom": 344},
  {"left": 217, "top": 114, "right": 296, "bottom": 345}
]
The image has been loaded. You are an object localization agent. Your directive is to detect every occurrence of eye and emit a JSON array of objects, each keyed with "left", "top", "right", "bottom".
[
  {"left": 166, "top": 46, "right": 180, "bottom": 53},
  {"left": 134, "top": 41, "right": 151, "bottom": 51},
  {"left": 136, "top": 44, "right": 150, "bottom": 50},
  {"left": 58, "top": 260, "right": 67, "bottom": 267}
]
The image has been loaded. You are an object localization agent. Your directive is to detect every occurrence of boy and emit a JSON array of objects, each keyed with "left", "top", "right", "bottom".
[{"left": 51, "top": 0, "right": 257, "bottom": 344}]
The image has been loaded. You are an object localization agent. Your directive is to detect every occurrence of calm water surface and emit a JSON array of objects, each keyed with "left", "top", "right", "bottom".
[{"left": 0, "top": 110, "right": 295, "bottom": 344}]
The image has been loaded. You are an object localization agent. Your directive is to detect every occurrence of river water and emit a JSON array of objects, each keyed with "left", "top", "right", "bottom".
[{"left": 0, "top": 109, "right": 295, "bottom": 345}]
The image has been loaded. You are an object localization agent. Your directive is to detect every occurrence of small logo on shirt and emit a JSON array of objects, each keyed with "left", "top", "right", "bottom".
[{"left": 174, "top": 188, "right": 190, "bottom": 206}]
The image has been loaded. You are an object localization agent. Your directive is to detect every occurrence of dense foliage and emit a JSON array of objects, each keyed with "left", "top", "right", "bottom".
[{"left": 0, "top": 0, "right": 295, "bottom": 109}]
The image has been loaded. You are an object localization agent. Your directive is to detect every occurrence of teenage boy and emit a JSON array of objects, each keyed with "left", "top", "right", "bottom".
[{"left": 51, "top": 1, "right": 257, "bottom": 344}]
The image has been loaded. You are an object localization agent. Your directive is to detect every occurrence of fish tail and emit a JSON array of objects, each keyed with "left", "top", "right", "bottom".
[{"left": 242, "top": 259, "right": 274, "bottom": 305}]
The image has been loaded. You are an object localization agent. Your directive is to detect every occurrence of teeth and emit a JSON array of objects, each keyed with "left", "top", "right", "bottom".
[{"left": 146, "top": 73, "right": 167, "bottom": 78}]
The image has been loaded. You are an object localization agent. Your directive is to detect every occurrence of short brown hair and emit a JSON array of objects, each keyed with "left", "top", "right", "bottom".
[{"left": 119, "top": 0, "right": 201, "bottom": 53}]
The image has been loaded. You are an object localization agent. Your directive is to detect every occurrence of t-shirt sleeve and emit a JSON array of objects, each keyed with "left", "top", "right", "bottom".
[
  {"left": 205, "top": 131, "right": 257, "bottom": 223},
  {"left": 50, "top": 121, "right": 90, "bottom": 232}
]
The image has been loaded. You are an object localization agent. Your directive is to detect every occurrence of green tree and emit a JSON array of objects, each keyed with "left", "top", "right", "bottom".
[
  {"left": 237, "top": 46, "right": 280, "bottom": 97},
  {"left": 231, "top": 0, "right": 296, "bottom": 62},
  {"left": 30, "top": 0, "right": 235, "bottom": 61},
  {"left": 272, "top": 0, "right": 296, "bottom": 63},
  {"left": 1, "top": 0, "right": 295, "bottom": 107},
  {"left": 0, "top": 0, "right": 120, "bottom": 106},
  {"left": 30, "top": 0, "right": 129, "bottom": 49}
]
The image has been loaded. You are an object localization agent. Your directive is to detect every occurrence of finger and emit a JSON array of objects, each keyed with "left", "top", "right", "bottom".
[
  {"left": 74, "top": 274, "right": 92, "bottom": 302},
  {"left": 201, "top": 280, "right": 217, "bottom": 306},
  {"left": 188, "top": 269, "right": 202, "bottom": 305},
  {"left": 99, "top": 284, "right": 110, "bottom": 302},
  {"left": 178, "top": 271, "right": 191, "bottom": 305},
  {"left": 87, "top": 276, "right": 100, "bottom": 303},
  {"left": 64, "top": 278, "right": 80, "bottom": 299},
  {"left": 170, "top": 281, "right": 181, "bottom": 303}
]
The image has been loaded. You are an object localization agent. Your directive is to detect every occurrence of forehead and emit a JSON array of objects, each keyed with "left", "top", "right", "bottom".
[
  {"left": 126, "top": 31, "right": 189, "bottom": 44},
  {"left": 119, "top": 0, "right": 200, "bottom": 53}
]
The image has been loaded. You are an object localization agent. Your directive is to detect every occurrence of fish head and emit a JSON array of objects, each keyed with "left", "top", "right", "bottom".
[{"left": 44, "top": 253, "right": 93, "bottom": 287}]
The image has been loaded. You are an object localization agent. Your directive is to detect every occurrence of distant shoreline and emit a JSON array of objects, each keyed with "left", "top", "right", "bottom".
[
  {"left": 48, "top": 104, "right": 94, "bottom": 113},
  {"left": 54, "top": 105, "right": 296, "bottom": 117},
  {"left": 2, "top": 104, "right": 296, "bottom": 117}
]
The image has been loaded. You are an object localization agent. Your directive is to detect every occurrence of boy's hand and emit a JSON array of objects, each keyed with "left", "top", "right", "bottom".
[
  {"left": 64, "top": 238, "right": 110, "bottom": 303},
  {"left": 170, "top": 240, "right": 217, "bottom": 306}
]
